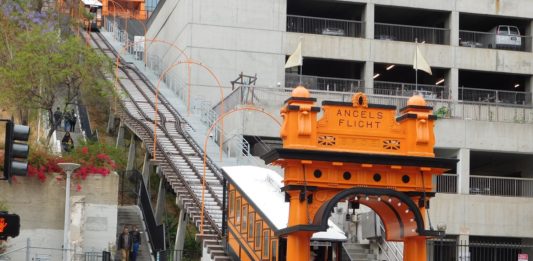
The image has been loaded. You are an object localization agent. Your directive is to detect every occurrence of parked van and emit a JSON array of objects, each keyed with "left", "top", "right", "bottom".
[{"left": 482, "top": 25, "right": 522, "bottom": 49}]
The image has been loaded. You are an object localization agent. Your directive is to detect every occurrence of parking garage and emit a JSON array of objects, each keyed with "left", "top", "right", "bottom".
[
  {"left": 372, "top": 63, "right": 449, "bottom": 99},
  {"left": 374, "top": 6, "right": 450, "bottom": 44},
  {"left": 285, "top": 58, "right": 364, "bottom": 92},
  {"left": 459, "top": 70, "right": 530, "bottom": 105},
  {"left": 459, "top": 13, "right": 532, "bottom": 51},
  {"left": 286, "top": 0, "right": 364, "bottom": 37}
]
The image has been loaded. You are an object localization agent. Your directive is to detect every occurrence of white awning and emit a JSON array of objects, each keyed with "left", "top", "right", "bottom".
[{"left": 81, "top": 0, "right": 103, "bottom": 7}]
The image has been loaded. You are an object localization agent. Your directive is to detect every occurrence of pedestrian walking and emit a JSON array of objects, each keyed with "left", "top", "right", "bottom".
[
  {"left": 129, "top": 225, "right": 141, "bottom": 261},
  {"left": 61, "top": 131, "right": 74, "bottom": 152},
  {"left": 53, "top": 107, "right": 63, "bottom": 130},
  {"left": 69, "top": 109, "right": 77, "bottom": 132},
  {"left": 63, "top": 110, "right": 71, "bottom": 131},
  {"left": 118, "top": 226, "right": 132, "bottom": 261}
]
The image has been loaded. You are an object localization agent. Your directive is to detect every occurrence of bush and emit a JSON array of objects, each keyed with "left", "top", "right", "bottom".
[{"left": 26, "top": 141, "right": 125, "bottom": 182}]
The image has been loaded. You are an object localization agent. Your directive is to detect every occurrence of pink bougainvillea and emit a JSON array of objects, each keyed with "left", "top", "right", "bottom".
[{"left": 27, "top": 145, "right": 119, "bottom": 188}]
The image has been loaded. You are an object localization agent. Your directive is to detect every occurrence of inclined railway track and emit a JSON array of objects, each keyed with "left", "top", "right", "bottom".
[{"left": 89, "top": 31, "right": 229, "bottom": 260}]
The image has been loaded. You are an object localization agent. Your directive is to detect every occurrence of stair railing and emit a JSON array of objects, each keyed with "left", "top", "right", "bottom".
[{"left": 377, "top": 221, "right": 403, "bottom": 261}]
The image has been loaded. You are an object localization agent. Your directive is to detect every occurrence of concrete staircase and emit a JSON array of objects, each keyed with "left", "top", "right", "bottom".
[
  {"left": 117, "top": 206, "right": 153, "bottom": 261},
  {"left": 343, "top": 243, "right": 378, "bottom": 261}
]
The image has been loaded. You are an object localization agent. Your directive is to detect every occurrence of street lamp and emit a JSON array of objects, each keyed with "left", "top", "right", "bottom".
[{"left": 58, "top": 163, "right": 80, "bottom": 261}]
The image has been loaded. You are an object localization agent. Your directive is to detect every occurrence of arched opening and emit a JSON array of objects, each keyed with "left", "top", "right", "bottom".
[{"left": 313, "top": 187, "right": 441, "bottom": 241}]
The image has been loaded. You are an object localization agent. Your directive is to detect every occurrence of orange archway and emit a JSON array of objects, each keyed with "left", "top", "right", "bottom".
[
  {"left": 200, "top": 106, "right": 282, "bottom": 234},
  {"left": 260, "top": 87, "right": 457, "bottom": 261}
]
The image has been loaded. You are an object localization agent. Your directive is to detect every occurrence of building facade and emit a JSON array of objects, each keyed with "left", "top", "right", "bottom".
[{"left": 142, "top": 0, "right": 533, "bottom": 259}]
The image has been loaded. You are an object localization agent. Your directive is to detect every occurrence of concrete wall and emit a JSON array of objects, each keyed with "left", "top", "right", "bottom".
[
  {"left": 146, "top": 0, "right": 287, "bottom": 100},
  {"left": 0, "top": 173, "right": 119, "bottom": 258},
  {"left": 435, "top": 119, "right": 533, "bottom": 153},
  {"left": 430, "top": 193, "right": 533, "bottom": 238}
]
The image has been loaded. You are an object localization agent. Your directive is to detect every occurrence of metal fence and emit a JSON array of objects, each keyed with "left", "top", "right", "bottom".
[
  {"left": 375, "top": 22, "right": 449, "bottom": 44},
  {"left": 373, "top": 81, "right": 449, "bottom": 99},
  {"left": 233, "top": 85, "right": 533, "bottom": 124},
  {"left": 286, "top": 73, "right": 364, "bottom": 92},
  {"left": 459, "top": 30, "right": 532, "bottom": 52},
  {"left": 435, "top": 174, "right": 457, "bottom": 194},
  {"left": 286, "top": 15, "right": 364, "bottom": 38},
  {"left": 119, "top": 170, "right": 142, "bottom": 205},
  {"left": 0, "top": 239, "right": 111, "bottom": 261},
  {"left": 428, "top": 240, "right": 533, "bottom": 261},
  {"left": 459, "top": 87, "right": 531, "bottom": 106},
  {"left": 470, "top": 175, "right": 533, "bottom": 197}
]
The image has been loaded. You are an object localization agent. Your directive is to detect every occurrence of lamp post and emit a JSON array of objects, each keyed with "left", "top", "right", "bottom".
[{"left": 58, "top": 163, "right": 80, "bottom": 261}]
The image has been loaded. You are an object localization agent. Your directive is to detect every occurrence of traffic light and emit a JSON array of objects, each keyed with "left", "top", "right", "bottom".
[
  {"left": 3, "top": 121, "right": 30, "bottom": 180},
  {"left": 0, "top": 212, "right": 20, "bottom": 239}
]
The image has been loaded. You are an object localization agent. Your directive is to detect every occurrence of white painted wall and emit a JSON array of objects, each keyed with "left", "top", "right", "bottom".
[{"left": 0, "top": 173, "right": 119, "bottom": 257}]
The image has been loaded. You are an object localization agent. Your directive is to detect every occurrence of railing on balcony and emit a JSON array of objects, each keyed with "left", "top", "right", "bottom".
[
  {"left": 459, "top": 30, "right": 532, "bottom": 52},
  {"left": 470, "top": 175, "right": 533, "bottom": 197},
  {"left": 375, "top": 23, "right": 449, "bottom": 44},
  {"left": 286, "top": 15, "right": 364, "bottom": 38},
  {"left": 286, "top": 73, "right": 364, "bottom": 93},
  {"left": 459, "top": 87, "right": 531, "bottom": 106},
  {"left": 436, "top": 174, "right": 457, "bottom": 193},
  {"left": 242, "top": 85, "right": 533, "bottom": 123},
  {"left": 373, "top": 81, "right": 449, "bottom": 99}
]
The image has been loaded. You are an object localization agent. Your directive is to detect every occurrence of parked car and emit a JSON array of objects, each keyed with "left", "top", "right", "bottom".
[
  {"left": 321, "top": 27, "right": 345, "bottom": 36},
  {"left": 481, "top": 25, "right": 522, "bottom": 49}
]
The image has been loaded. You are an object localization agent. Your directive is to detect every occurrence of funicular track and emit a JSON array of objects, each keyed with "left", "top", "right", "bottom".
[{"left": 89, "top": 31, "right": 229, "bottom": 260}]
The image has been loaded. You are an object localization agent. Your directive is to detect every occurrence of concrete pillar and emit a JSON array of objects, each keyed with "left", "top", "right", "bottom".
[
  {"left": 457, "top": 148, "right": 470, "bottom": 194},
  {"left": 364, "top": 61, "right": 375, "bottom": 93},
  {"left": 447, "top": 11, "right": 459, "bottom": 46},
  {"left": 526, "top": 76, "right": 533, "bottom": 105},
  {"left": 447, "top": 68, "right": 459, "bottom": 101},
  {"left": 126, "top": 136, "right": 136, "bottom": 172},
  {"left": 115, "top": 121, "right": 125, "bottom": 148},
  {"left": 154, "top": 170, "right": 166, "bottom": 225},
  {"left": 457, "top": 234, "right": 470, "bottom": 261},
  {"left": 526, "top": 20, "right": 533, "bottom": 52},
  {"left": 363, "top": 3, "right": 375, "bottom": 40},
  {"left": 141, "top": 152, "right": 151, "bottom": 187},
  {"left": 106, "top": 107, "right": 115, "bottom": 134},
  {"left": 174, "top": 200, "right": 187, "bottom": 261}
]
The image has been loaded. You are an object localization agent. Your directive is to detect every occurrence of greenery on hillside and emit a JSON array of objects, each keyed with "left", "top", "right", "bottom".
[{"left": 0, "top": 1, "right": 113, "bottom": 142}]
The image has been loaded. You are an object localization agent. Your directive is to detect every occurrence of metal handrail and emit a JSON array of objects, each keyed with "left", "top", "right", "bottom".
[
  {"left": 375, "top": 22, "right": 449, "bottom": 44},
  {"left": 435, "top": 173, "right": 458, "bottom": 193},
  {"left": 91, "top": 32, "right": 223, "bottom": 237},
  {"left": 286, "top": 73, "right": 364, "bottom": 92},
  {"left": 470, "top": 175, "right": 533, "bottom": 197},
  {"left": 459, "top": 86, "right": 531, "bottom": 106},
  {"left": 286, "top": 14, "right": 364, "bottom": 38},
  {"left": 376, "top": 22, "right": 449, "bottom": 32},
  {"left": 240, "top": 85, "right": 533, "bottom": 123},
  {"left": 287, "top": 14, "right": 363, "bottom": 24},
  {"left": 377, "top": 221, "right": 403, "bottom": 261},
  {"left": 374, "top": 80, "right": 449, "bottom": 99}
]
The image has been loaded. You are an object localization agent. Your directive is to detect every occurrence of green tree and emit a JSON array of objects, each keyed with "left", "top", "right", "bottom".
[{"left": 0, "top": 3, "right": 113, "bottom": 142}]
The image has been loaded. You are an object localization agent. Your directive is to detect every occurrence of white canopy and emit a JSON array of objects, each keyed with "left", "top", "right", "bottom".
[
  {"left": 223, "top": 166, "right": 347, "bottom": 241},
  {"left": 81, "top": 0, "right": 103, "bottom": 7}
]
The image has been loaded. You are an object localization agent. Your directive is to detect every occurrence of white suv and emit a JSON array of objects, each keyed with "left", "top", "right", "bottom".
[{"left": 484, "top": 25, "right": 522, "bottom": 49}]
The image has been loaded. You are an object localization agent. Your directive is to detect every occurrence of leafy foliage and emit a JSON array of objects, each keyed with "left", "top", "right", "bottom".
[
  {"left": 0, "top": 1, "right": 113, "bottom": 140},
  {"left": 26, "top": 142, "right": 125, "bottom": 183}
]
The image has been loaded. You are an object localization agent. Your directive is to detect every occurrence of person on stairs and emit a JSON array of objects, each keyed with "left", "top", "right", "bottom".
[
  {"left": 63, "top": 110, "right": 71, "bottom": 131},
  {"left": 61, "top": 131, "right": 74, "bottom": 152},
  {"left": 69, "top": 109, "right": 77, "bottom": 132},
  {"left": 118, "top": 226, "right": 132, "bottom": 261},
  {"left": 53, "top": 107, "right": 63, "bottom": 130},
  {"left": 130, "top": 225, "right": 141, "bottom": 261}
]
